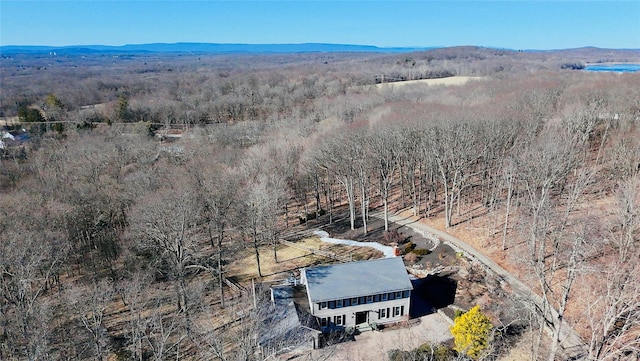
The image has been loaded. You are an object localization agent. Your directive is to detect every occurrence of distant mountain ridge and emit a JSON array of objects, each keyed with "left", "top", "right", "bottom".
[{"left": 0, "top": 42, "right": 432, "bottom": 55}]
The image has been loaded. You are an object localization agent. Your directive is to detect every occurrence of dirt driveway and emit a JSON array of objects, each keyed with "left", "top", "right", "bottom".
[{"left": 311, "top": 313, "right": 453, "bottom": 360}]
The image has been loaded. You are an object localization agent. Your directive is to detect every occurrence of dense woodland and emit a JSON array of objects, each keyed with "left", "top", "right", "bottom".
[{"left": 1, "top": 46, "right": 639, "bottom": 360}]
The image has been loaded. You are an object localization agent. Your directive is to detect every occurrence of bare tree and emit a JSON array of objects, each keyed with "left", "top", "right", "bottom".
[
  {"left": 584, "top": 177, "right": 640, "bottom": 360},
  {"left": 370, "top": 127, "right": 400, "bottom": 231},
  {"left": 240, "top": 172, "right": 272, "bottom": 278},
  {"left": 429, "top": 120, "right": 483, "bottom": 228},
  {"left": 0, "top": 194, "right": 68, "bottom": 361},
  {"left": 191, "top": 159, "right": 240, "bottom": 308},
  {"left": 397, "top": 125, "right": 425, "bottom": 217},
  {"left": 144, "top": 299, "right": 187, "bottom": 361},
  {"left": 129, "top": 178, "right": 201, "bottom": 313},
  {"left": 584, "top": 263, "right": 640, "bottom": 360},
  {"left": 118, "top": 271, "right": 153, "bottom": 361},
  {"left": 514, "top": 128, "right": 590, "bottom": 361},
  {"left": 69, "top": 280, "right": 115, "bottom": 361},
  {"left": 501, "top": 157, "right": 516, "bottom": 250},
  {"left": 316, "top": 133, "right": 359, "bottom": 230},
  {"left": 354, "top": 131, "right": 372, "bottom": 234}
]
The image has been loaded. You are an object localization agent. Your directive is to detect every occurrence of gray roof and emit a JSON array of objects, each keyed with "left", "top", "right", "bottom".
[{"left": 303, "top": 257, "right": 413, "bottom": 303}]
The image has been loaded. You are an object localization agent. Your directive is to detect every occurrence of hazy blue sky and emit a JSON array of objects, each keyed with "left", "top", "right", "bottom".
[{"left": 1, "top": 1, "right": 639, "bottom": 50}]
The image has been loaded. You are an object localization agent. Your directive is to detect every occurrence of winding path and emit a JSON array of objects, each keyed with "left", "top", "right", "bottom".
[{"left": 371, "top": 211, "right": 587, "bottom": 360}]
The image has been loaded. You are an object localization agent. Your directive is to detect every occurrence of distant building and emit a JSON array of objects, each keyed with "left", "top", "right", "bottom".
[
  {"left": 300, "top": 257, "right": 412, "bottom": 331},
  {"left": 0, "top": 129, "right": 30, "bottom": 149}
]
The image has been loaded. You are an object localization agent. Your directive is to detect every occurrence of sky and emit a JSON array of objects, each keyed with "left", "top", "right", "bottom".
[{"left": 1, "top": 1, "right": 639, "bottom": 50}]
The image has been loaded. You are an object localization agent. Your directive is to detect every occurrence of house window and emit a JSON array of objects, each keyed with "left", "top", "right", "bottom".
[
  {"left": 373, "top": 294, "right": 380, "bottom": 302},
  {"left": 392, "top": 306, "right": 404, "bottom": 317},
  {"left": 320, "top": 317, "right": 328, "bottom": 327},
  {"left": 336, "top": 299, "right": 343, "bottom": 308},
  {"left": 320, "top": 302, "right": 327, "bottom": 310},
  {"left": 395, "top": 291, "right": 402, "bottom": 299},
  {"left": 334, "top": 315, "right": 344, "bottom": 325},
  {"left": 381, "top": 293, "right": 388, "bottom": 301},
  {"left": 329, "top": 301, "right": 335, "bottom": 309},
  {"left": 344, "top": 298, "right": 350, "bottom": 307},
  {"left": 351, "top": 297, "right": 358, "bottom": 306},
  {"left": 389, "top": 292, "right": 395, "bottom": 300},
  {"left": 358, "top": 296, "right": 365, "bottom": 305},
  {"left": 366, "top": 295, "right": 373, "bottom": 304},
  {"left": 403, "top": 290, "right": 410, "bottom": 298},
  {"left": 379, "top": 308, "right": 386, "bottom": 319}
]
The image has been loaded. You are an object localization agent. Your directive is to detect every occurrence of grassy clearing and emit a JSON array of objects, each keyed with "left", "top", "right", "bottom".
[
  {"left": 374, "top": 76, "right": 485, "bottom": 89},
  {"left": 227, "top": 236, "right": 384, "bottom": 284}
]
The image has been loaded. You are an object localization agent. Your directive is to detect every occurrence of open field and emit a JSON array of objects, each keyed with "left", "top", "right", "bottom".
[
  {"left": 0, "top": 116, "right": 20, "bottom": 126},
  {"left": 374, "top": 76, "right": 485, "bottom": 89}
]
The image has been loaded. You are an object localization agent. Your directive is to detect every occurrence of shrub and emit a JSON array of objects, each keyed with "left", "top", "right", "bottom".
[
  {"left": 403, "top": 242, "right": 416, "bottom": 254},
  {"left": 412, "top": 248, "right": 430, "bottom": 256},
  {"left": 450, "top": 305, "right": 493, "bottom": 359},
  {"left": 388, "top": 344, "right": 454, "bottom": 361},
  {"left": 417, "top": 343, "right": 455, "bottom": 361},
  {"left": 454, "top": 309, "right": 465, "bottom": 319}
]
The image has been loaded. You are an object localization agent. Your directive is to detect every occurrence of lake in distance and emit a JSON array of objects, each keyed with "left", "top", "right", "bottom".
[{"left": 584, "top": 63, "right": 640, "bottom": 72}]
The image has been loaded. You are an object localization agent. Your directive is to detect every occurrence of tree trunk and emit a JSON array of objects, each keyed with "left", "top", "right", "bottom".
[
  {"left": 177, "top": 276, "right": 187, "bottom": 313},
  {"left": 360, "top": 181, "right": 368, "bottom": 234},
  {"left": 383, "top": 197, "right": 389, "bottom": 231},
  {"left": 502, "top": 178, "right": 513, "bottom": 250},
  {"left": 284, "top": 203, "right": 289, "bottom": 228},
  {"left": 345, "top": 177, "right": 356, "bottom": 230},
  {"left": 253, "top": 233, "right": 262, "bottom": 277},
  {"left": 443, "top": 180, "right": 452, "bottom": 228},
  {"left": 328, "top": 179, "right": 333, "bottom": 224},
  {"left": 273, "top": 235, "right": 278, "bottom": 264},
  {"left": 217, "top": 234, "right": 225, "bottom": 308},
  {"left": 314, "top": 172, "right": 321, "bottom": 216}
]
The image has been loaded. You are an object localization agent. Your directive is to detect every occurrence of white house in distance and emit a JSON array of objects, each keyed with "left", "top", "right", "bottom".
[{"left": 300, "top": 257, "right": 412, "bottom": 331}]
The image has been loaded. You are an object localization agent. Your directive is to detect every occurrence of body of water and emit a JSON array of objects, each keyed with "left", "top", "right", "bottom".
[{"left": 584, "top": 63, "right": 640, "bottom": 73}]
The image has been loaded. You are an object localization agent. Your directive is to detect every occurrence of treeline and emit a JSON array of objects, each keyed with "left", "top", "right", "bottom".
[
  {"left": 1, "top": 54, "right": 640, "bottom": 360},
  {"left": 5, "top": 46, "right": 638, "bottom": 122}
]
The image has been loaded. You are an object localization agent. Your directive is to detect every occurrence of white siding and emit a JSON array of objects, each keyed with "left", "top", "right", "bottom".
[{"left": 312, "top": 293, "right": 410, "bottom": 328}]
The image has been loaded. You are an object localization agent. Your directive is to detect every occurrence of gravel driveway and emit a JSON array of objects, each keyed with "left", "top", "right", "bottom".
[{"left": 311, "top": 313, "right": 453, "bottom": 360}]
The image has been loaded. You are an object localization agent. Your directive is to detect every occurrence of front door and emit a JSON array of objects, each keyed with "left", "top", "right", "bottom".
[{"left": 355, "top": 311, "right": 367, "bottom": 325}]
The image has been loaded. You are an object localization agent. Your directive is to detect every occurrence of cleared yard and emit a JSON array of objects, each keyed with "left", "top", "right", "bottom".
[{"left": 226, "top": 236, "right": 383, "bottom": 283}]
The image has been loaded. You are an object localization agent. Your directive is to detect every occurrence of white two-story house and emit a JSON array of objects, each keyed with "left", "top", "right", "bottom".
[{"left": 300, "top": 257, "right": 413, "bottom": 331}]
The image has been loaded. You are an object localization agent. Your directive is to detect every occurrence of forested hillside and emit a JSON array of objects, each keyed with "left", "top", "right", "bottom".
[{"left": 1, "top": 47, "right": 639, "bottom": 360}]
